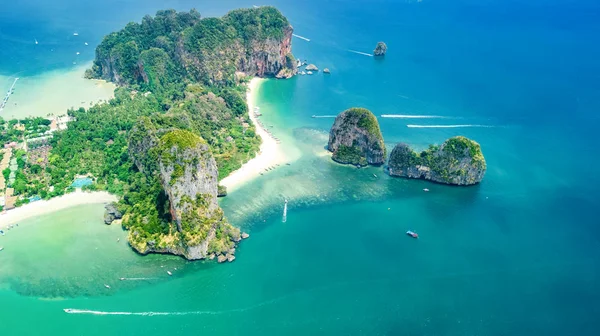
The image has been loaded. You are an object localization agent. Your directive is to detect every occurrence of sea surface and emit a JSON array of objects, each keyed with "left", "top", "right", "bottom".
[{"left": 1, "top": 0, "right": 600, "bottom": 335}]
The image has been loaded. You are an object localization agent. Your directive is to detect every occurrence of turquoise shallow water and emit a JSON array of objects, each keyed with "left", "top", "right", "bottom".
[{"left": 2, "top": 0, "right": 600, "bottom": 335}]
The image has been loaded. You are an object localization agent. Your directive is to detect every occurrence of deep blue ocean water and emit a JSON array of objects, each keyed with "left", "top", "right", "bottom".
[{"left": 1, "top": 0, "right": 600, "bottom": 334}]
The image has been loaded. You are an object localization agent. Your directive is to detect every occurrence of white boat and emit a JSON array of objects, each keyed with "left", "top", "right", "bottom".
[
  {"left": 373, "top": 174, "right": 378, "bottom": 178},
  {"left": 73, "top": 32, "right": 79, "bottom": 36},
  {"left": 104, "top": 284, "right": 111, "bottom": 289},
  {"left": 119, "top": 277, "right": 125, "bottom": 281},
  {"left": 167, "top": 271, "right": 172, "bottom": 276},
  {"left": 35, "top": 39, "right": 38, "bottom": 45},
  {"left": 84, "top": 42, "right": 88, "bottom": 45},
  {"left": 0, "top": 247, "right": 4, "bottom": 251},
  {"left": 63, "top": 309, "right": 73, "bottom": 313},
  {"left": 423, "top": 188, "right": 430, "bottom": 192},
  {"left": 76, "top": 52, "right": 80, "bottom": 55}
]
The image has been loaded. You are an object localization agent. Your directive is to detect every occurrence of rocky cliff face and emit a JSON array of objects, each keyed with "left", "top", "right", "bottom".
[
  {"left": 388, "top": 136, "right": 486, "bottom": 186},
  {"left": 90, "top": 7, "right": 296, "bottom": 87},
  {"left": 127, "top": 127, "right": 241, "bottom": 260},
  {"left": 327, "top": 108, "right": 386, "bottom": 166},
  {"left": 374, "top": 42, "right": 387, "bottom": 56}
]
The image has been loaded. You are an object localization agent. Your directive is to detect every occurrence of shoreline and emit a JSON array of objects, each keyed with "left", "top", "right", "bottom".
[
  {"left": 0, "top": 62, "right": 116, "bottom": 119},
  {"left": 219, "top": 77, "right": 288, "bottom": 191},
  {"left": 0, "top": 190, "right": 116, "bottom": 228}
]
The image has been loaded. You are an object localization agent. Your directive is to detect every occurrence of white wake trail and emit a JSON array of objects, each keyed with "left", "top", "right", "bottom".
[
  {"left": 406, "top": 124, "right": 495, "bottom": 128},
  {"left": 312, "top": 115, "right": 337, "bottom": 118},
  {"left": 292, "top": 34, "right": 310, "bottom": 42},
  {"left": 381, "top": 114, "right": 450, "bottom": 119},
  {"left": 347, "top": 49, "right": 373, "bottom": 57}
]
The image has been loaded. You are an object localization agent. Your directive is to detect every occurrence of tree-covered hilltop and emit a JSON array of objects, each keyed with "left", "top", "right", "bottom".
[
  {"left": 87, "top": 6, "right": 296, "bottom": 90},
  {"left": 1, "top": 7, "right": 296, "bottom": 261},
  {"left": 327, "top": 108, "right": 386, "bottom": 166},
  {"left": 388, "top": 136, "right": 486, "bottom": 186}
]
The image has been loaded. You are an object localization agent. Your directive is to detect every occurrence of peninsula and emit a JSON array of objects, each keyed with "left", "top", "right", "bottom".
[
  {"left": 0, "top": 7, "right": 297, "bottom": 261},
  {"left": 387, "top": 136, "right": 486, "bottom": 185}
]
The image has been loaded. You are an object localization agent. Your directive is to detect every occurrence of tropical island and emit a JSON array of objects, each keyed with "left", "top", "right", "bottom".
[
  {"left": 327, "top": 108, "right": 386, "bottom": 166},
  {"left": 0, "top": 6, "right": 297, "bottom": 262},
  {"left": 388, "top": 136, "right": 486, "bottom": 185}
]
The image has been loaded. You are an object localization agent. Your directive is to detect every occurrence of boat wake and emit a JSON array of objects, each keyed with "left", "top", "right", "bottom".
[
  {"left": 347, "top": 49, "right": 373, "bottom": 57},
  {"left": 119, "top": 277, "right": 157, "bottom": 281},
  {"left": 292, "top": 34, "right": 310, "bottom": 42},
  {"left": 311, "top": 115, "right": 336, "bottom": 118},
  {"left": 407, "top": 124, "right": 495, "bottom": 128},
  {"left": 381, "top": 114, "right": 451, "bottom": 119},
  {"left": 64, "top": 258, "right": 591, "bottom": 317}
]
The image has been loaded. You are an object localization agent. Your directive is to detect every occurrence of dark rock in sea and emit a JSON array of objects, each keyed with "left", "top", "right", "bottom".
[
  {"left": 103, "top": 202, "right": 123, "bottom": 225},
  {"left": 327, "top": 108, "right": 386, "bottom": 166},
  {"left": 373, "top": 42, "right": 387, "bottom": 56},
  {"left": 226, "top": 254, "right": 236, "bottom": 262},
  {"left": 305, "top": 64, "right": 319, "bottom": 72},
  {"left": 217, "top": 254, "right": 227, "bottom": 263},
  {"left": 241, "top": 232, "right": 250, "bottom": 239},
  {"left": 388, "top": 136, "right": 486, "bottom": 185}
]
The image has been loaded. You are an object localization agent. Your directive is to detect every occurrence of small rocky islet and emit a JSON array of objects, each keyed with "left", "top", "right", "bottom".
[
  {"left": 327, "top": 108, "right": 486, "bottom": 185},
  {"left": 374, "top": 41, "right": 387, "bottom": 56},
  {"left": 327, "top": 108, "right": 386, "bottom": 167}
]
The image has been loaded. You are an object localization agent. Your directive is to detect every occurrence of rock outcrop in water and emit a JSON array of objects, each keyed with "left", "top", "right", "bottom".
[
  {"left": 104, "top": 202, "right": 123, "bottom": 224},
  {"left": 374, "top": 42, "right": 387, "bottom": 56},
  {"left": 327, "top": 108, "right": 386, "bottom": 166},
  {"left": 88, "top": 7, "right": 297, "bottom": 87},
  {"left": 388, "top": 136, "right": 486, "bottom": 185},
  {"left": 128, "top": 126, "right": 240, "bottom": 260}
]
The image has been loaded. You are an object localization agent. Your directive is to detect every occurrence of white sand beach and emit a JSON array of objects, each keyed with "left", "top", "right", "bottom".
[
  {"left": 0, "top": 190, "right": 116, "bottom": 228},
  {"left": 219, "top": 78, "right": 288, "bottom": 191}
]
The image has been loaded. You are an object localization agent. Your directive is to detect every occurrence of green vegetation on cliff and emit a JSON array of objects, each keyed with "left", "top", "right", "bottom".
[
  {"left": 88, "top": 6, "right": 293, "bottom": 89},
  {"left": 388, "top": 136, "right": 486, "bottom": 185},
  {"left": 328, "top": 108, "right": 386, "bottom": 166}
]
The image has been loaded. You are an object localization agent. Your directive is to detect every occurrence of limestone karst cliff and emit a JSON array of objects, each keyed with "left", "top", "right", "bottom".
[
  {"left": 327, "top": 108, "right": 386, "bottom": 166},
  {"left": 88, "top": 7, "right": 297, "bottom": 88},
  {"left": 127, "top": 127, "right": 240, "bottom": 260},
  {"left": 388, "top": 136, "right": 486, "bottom": 185}
]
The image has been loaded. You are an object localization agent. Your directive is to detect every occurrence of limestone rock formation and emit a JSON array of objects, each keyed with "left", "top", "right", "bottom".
[
  {"left": 327, "top": 108, "right": 386, "bottom": 166},
  {"left": 374, "top": 42, "right": 387, "bottom": 56},
  {"left": 127, "top": 127, "right": 241, "bottom": 260},
  {"left": 323, "top": 68, "right": 331, "bottom": 74},
  {"left": 305, "top": 64, "right": 319, "bottom": 72},
  {"left": 104, "top": 202, "right": 123, "bottom": 224},
  {"left": 89, "top": 7, "right": 297, "bottom": 87},
  {"left": 388, "top": 136, "right": 486, "bottom": 185}
]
